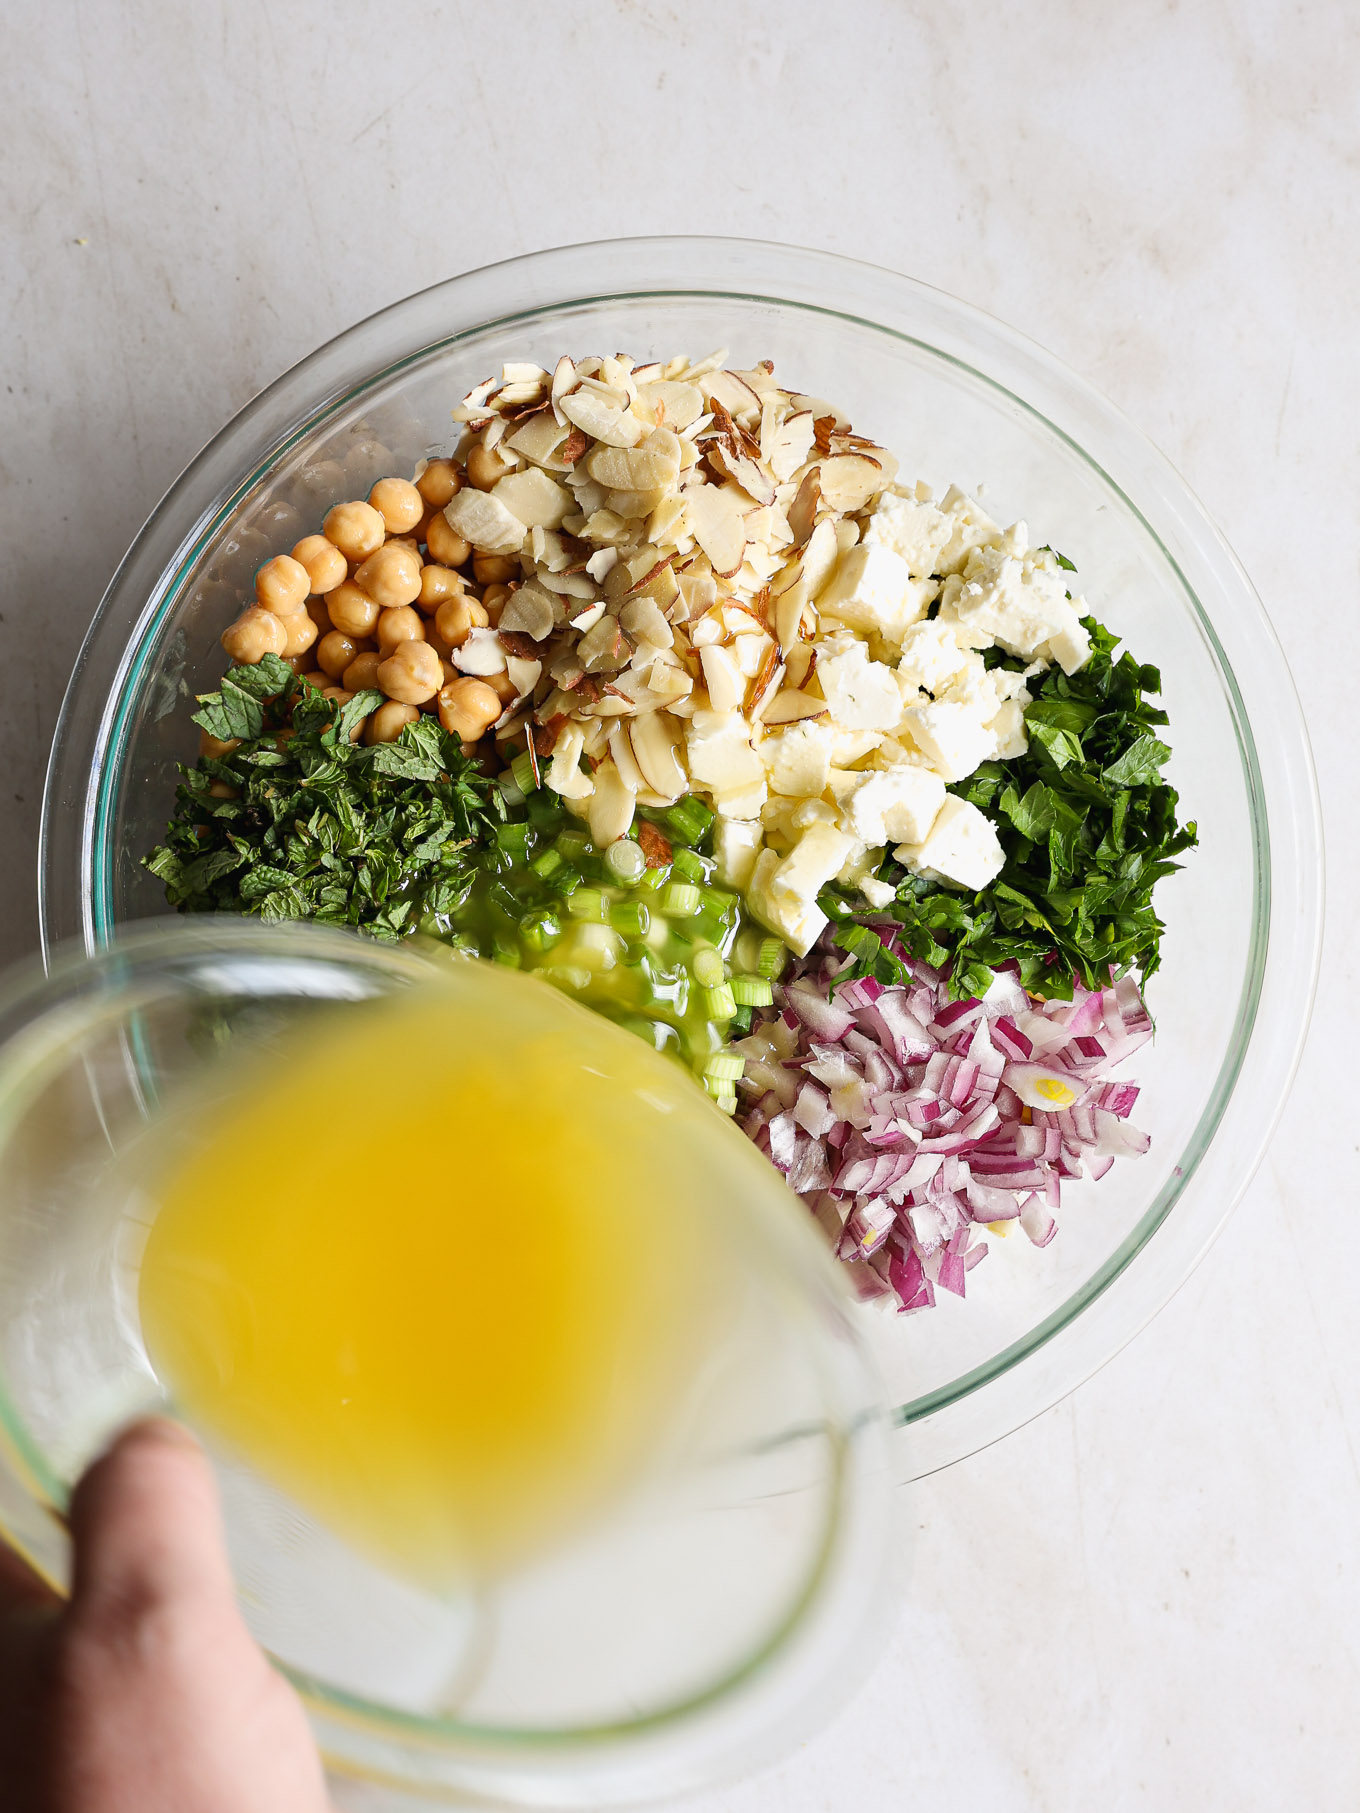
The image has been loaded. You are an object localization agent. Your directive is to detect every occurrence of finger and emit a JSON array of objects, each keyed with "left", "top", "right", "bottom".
[{"left": 67, "top": 1418, "right": 237, "bottom": 1623}]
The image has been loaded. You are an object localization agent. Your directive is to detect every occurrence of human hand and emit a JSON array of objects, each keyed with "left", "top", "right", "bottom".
[{"left": 0, "top": 1419, "right": 335, "bottom": 1812}]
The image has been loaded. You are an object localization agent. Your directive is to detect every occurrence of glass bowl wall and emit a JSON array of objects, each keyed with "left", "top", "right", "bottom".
[{"left": 40, "top": 237, "right": 1322, "bottom": 1480}]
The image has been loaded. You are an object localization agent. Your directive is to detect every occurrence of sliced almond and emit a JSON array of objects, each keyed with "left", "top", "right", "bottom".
[
  {"left": 701, "top": 369, "right": 762, "bottom": 424},
  {"left": 498, "top": 583, "right": 556, "bottom": 641},
  {"left": 443, "top": 489, "right": 527, "bottom": 556},
  {"left": 452, "top": 627, "right": 509, "bottom": 676},
  {"left": 587, "top": 759, "right": 636, "bottom": 846},
  {"left": 775, "top": 576, "right": 809, "bottom": 653},
  {"left": 628, "top": 712, "right": 686, "bottom": 799},
  {"left": 560, "top": 388, "right": 644, "bottom": 448},
  {"left": 801, "top": 517, "right": 840, "bottom": 599},
  {"left": 506, "top": 411, "right": 570, "bottom": 467},
  {"left": 759, "top": 688, "right": 830, "bottom": 724},
  {"left": 585, "top": 426, "right": 682, "bottom": 492},
  {"left": 765, "top": 410, "right": 817, "bottom": 482},
  {"left": 683, "top": 348, "right": 730, "bottom": 381},
  {"left": 578, "top": 613, "right": 632, "bottom": 674},
  {"left": 697, "top": 643, "right": 747, "bottom": 713},
  {"left": 605, "top": 485, "right": 671, "bottom": 520},
  {"left": 749, "top": 645, "right": 785, "bottom": 720},
  {"left": 674, "top": 568, "right": 717, "bottom": 621},
  {"left": 707, "top": 441, "right": 776, "bottom": 506},
  {"left": 636, "top": 379, "right": 704, "bottom": 431},
  {"left": 619, "top": 595, "right": 673, "bottom": 649},
  {"left": 816, "top": 452, "right": 885, "bottom": 513},
  {"left": 787, "top": 469, "right": 821, "bottom": 547},
  {"left": 505, "top": 654, "right": 543, "bottom": 698},
  {"left": 683, "top": 484, "right": 747, "bottom": 577},
  {"left": 493, "top": 467, "right": 573, "bottom": 530}
]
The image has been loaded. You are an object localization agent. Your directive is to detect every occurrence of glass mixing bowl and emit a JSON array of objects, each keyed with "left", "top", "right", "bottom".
[{"left": 40, "top": 237, "right": 1322, "bottom": 1484}]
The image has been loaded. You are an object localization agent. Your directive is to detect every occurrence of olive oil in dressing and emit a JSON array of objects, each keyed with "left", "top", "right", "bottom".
[{"left": 137, "top": 961, "right": 725, "bottom": 1587}]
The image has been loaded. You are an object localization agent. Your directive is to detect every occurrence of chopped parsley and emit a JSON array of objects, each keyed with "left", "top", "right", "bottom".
[
  {"left": 144, "top": 656, "right": 501, "bottom": 936},
  {"left": 822, "top": 616, "right": 1197, "bottom": 1000}
]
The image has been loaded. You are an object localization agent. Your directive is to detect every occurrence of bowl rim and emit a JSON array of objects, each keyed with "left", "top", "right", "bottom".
[{"left": 39, "top": 235, "right": 1324, "bottom": 1489}]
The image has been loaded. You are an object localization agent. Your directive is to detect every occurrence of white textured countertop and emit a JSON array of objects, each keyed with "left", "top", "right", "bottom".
[{"left": 3, "top": 3, "right": 1357, "bottom": 1808}]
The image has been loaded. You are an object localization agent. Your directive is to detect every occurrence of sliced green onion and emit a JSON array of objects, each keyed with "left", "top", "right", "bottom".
[
  {"left": 531, "top": 847, "right": 564, "bottom": 881},
  {"left": 690, "top": 907, "right": 727, "bottom": 945},
  {"left": 757, "top": 936, "right": 787, "bottom": 979},
  {"left": 567, "top": 887, "right": 608, "bottom": 922},
  {"left": 731, "top": 975, "right": 774, "bottom": 1007},
  {"left": 496, "top": 822, "right": 530, "bottom": 855},
  {"left": 539, "top": 963, "right": 591, "bottom": 992},
  {"left": 713, "top": 1092, "right": 738, "bottom": 1115},
  {"left": 604, "top": 838, "right": 647, "bottom": 884},
  {"left": 661, "top": 882, "right": 701, "bottom": 917},
  {"left": 610, "top": 901, "right": 650, "bottom": 939},
  {"left": 518, "top": 909, "right": 562, "bottom": 953},
  {"left": 510, "top": 749, "right": 539, "bottom": 794},
  {"left": 555, "top": 830, "right": 592, "bottom": 864},
  {"left": 670, "top": 847, "right": 708, "bottom": 885},
  {"left": 661, "top": 796, "right": 714, "bottom": 846},
  {"left": 704, "top": 1073, "right": 737, "bottom": 1102},
  {"left": 492, "top": 938, "right": 521, "bottom": 968},
  {"left": 703, "top": 982, "right": 737, "bottom": 1021},
  {"left": 498, "top": 777, "right": 526, "bottom": 809},
  {"left": 549, "top": 869, "right": 581, "bottom": 900},
  {"left": 729, "top": 1004, "right": 753, "bottom": 1036},
  {"left": 703, "top": 1051, "right": 746, "bottom": 1081},
  {"left": 702, "top": 887, "right": 738, "bottom": 917},
  {"left": 635, "top": 865, "right": 669, "bottom": 892},
  {"left": 691, "top": 947, "right": 726, "bottom": 987}
]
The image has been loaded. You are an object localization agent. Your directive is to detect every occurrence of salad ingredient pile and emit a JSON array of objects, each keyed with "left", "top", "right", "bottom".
[{"left": 147, "top": 349, "right": 1195, "bottom": 1311}]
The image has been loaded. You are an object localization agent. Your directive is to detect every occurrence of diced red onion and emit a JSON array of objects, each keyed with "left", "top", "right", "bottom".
[{"left": 735, "top": 932, "right": 1153, "bottom": 1313}]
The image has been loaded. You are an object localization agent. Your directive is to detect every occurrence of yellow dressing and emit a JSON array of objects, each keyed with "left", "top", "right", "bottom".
[{"left": 138, "top": 961, "right": 723, "bottom": 1588}]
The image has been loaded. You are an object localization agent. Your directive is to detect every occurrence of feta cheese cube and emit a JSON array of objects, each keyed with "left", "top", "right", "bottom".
[
  {"left": 862, "top": 492, "right": 955, "bottom": 578},
  {"left": 900, "top": 700, "right": 998, "bottom": 783},
  {"left": 712, "top": 818, "right": 763, "bottom": 891},
  {"left": 936, "top": 540, "right": 1090, "bottom": 673},
  {"left": 684, "top": 710, "right": 763, "bottom": 794},
  {"left": 894, "top": 795, "right": 1004, "bottom": 892},
  {"left": 712, "top": 778, "right": 768, "bottom": 818},
  {"left": 838, "top": 767, "right": 947, "bottom": 847},
  {"left": 748, "top": 848, "right": 829, "bottom": 957},
  {"left": 935, "top": 486, "right": 1002, "bottom": 574},
  {"left": 816, "top": 641, "right": 903, "bottom": 731},
  {"left": 761, "top": 722, "right": 835, "bottom": 798},
  {"left": 896, "top": 618, "right": 981, "bottom": 696},
  {"left": 817, "top": 543, "right": 936, "bottom": 645},
  {"left": 985, "top": 699, "right": 1029, "bottom": 760},
  {"left": 770, "top": 821, "right": 854, "bottom": 909}
]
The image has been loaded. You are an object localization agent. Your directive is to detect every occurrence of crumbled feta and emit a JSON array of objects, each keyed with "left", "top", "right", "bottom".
[
  {"left": 862, "top": 492, "right": 955, "bottom": 578},
  {"left": 896, "top": 618, "right": 982, "bottom": 697},
  {"left": 712, "top": 817, "right": 763, "bottom": 891},
  {"left": 894, "top": 795, "right": 1005, "bottom": 892},
  {"left": 816, "top": 641, "right": 903, "bottom": 731},
  {"left": 935, "top": 485, "right": 1002, "bottom": 574},
  {"left": 899, "top": 700, "right": 998, "bottom": 783},
  {"left": 760, "top": 722, "right": 835, "bottom": 798},
  {"left": 837, "top": 766, "right": 947, "bottom": 847},
  {"left": 936, "top": 530, "right": 1090, "bottom": 675},
  {"left": 748, "top": 847, "right": 829, "bottom": 956},
  {"left": 770, "top": 821, "right": 855, "bottom": 918},
  {"left": 684, "top": 710, "right": 763, "bottom": 794},
  {"left": 817, "top": 543, "right": 936, "bottom": 646}
]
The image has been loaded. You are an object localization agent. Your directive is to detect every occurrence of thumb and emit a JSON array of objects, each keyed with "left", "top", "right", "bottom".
[{"left": 67, "top": 1419, "right": 238, "bottom": 1627}]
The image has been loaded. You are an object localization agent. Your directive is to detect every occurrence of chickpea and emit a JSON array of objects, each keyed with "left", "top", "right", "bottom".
[
  {"left": 365, "top": 699, "right": 420, "bottom": 745},
  {"left": 485, "top": 669, "right": 519, "bottom": 706},
  {"left": 304, "top": 595, "right": 333, "bottom": 635},
  {"left": 434, "top": 595, "right": 488, "bottom": 648},
  {"left": 425, "top": 622, "right": 455, "bottom": 662},
  {"left": 472, "top": 552, "right": 518, "bottom": 586},
  {"left": 466, "top": 438, "right": 516, "bottom": 492},
  {"left": 254, "top": 554, "right": 311, "bottom": 616},
  {"left": 221, "top": 606, "right": 287, "bottom": 664},
  {"left": 208, "top": 780, "right": 239, "bottom": 800},
  {"left": 480, "top": 582, "right": 513, "bottom": 625},
  {"left": 199, "top": 729, "right": 242, "bottom": 759},
  {"left": 343, "top": 650, "right": 383, "bottom": 692},
  {"left": 424, "top": 512, "right": 471, "bottom": 569},
  {"left": 279, "top": 611, "right": 319, "bottom": 659},
  {"left": 437, "top": 676, "right": 502, "bottom": 743},
  {"left": 352, "top": 541, "right": 422, "bottom": 610},
  {"left": 292, "top": 533, "right": 347, "bottom": 596},
  {"left": 317, "top": 630, "right": 360, "bottom": 680},
  {"left": 377, "top": 640, "right": 443, "bottom": 705},
  {"left": 296, "top": 457, "right": 346, "bottom": 506},
  {"left": 375, "top": 605, "right": 424, "bottom": 657},
  {"left": 414, "top": 458, "right": 461, "bottom": 509},
  {"left": 326, "top": 580, "right": 381, "bottom": 638},
  {"left": 342, "top": 437, "right": 391, "bottom": 486},
  {"left": 322, "top": 499, "right": 385, "bottom": 563},
  {"left": 254, "top": 497, "right": 304, "bottom": 542},
  {"left": 281, "top": 653, "right": 312, "bottom": 676},
  {"left": 368, "top": 476, "right": 423, "bottom": 535},
  {"left": 300, "top": 669, "right": 330, "bottom": 690},
  {"left": 417, "top": 564, "right": 463, "bottom": 612}
]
